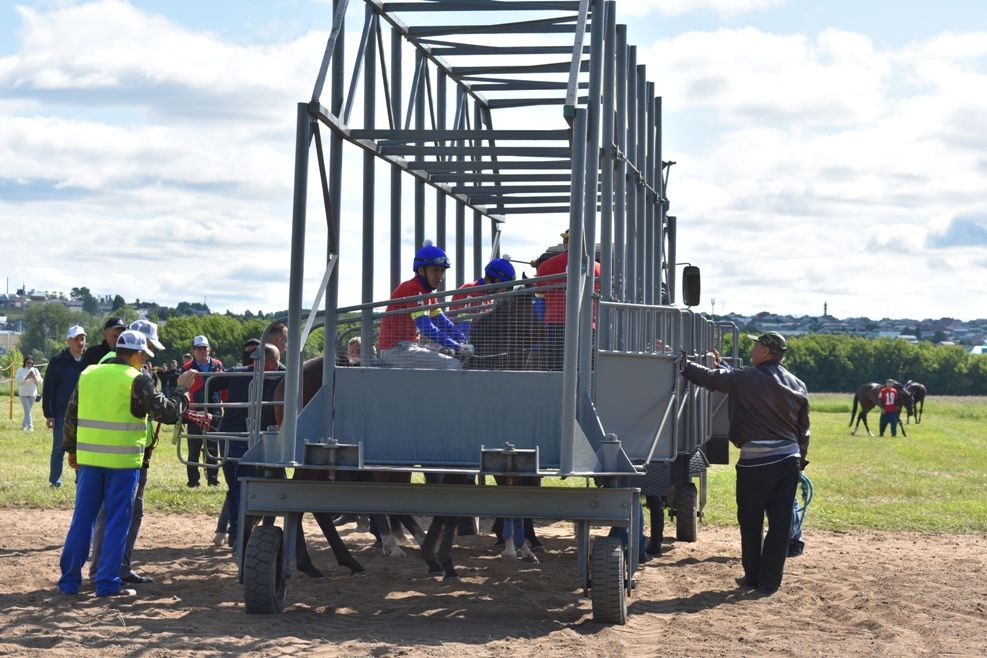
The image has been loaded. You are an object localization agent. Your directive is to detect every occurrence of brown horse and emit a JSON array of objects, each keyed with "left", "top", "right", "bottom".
[
  {"left": 849, "top": 382, "right": 912, "bottom": 437},
  {"left": 904, "top": 381, "right": 927, "bottom": 424}
]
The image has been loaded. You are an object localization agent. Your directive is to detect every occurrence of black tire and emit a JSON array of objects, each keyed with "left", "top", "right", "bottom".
[
  {"left": 243, "top": 525, "right": 286, "bottom": 614},
  {"left": 675, "top": 482, "right": 698, "bottom": 542},
  {"left": 590, "top": 536, "right": 627, "bottom": 625}
]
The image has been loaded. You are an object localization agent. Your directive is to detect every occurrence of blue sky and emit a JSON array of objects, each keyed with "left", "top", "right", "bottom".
[{"left": 2, "top": 0, "right": 986, "bottom": 321}]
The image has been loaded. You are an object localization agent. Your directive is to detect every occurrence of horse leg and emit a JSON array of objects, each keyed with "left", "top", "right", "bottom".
[
  {"left": 372, "top": 514, "right": 405, "bottom": 557},
  {"left": 861, "top": 413, "right": 874, "bottom": 437},
  {"left": 294, "top": 517, "right": 324, "bottom": 578},
  {"left": 311, "top": 512, "right": 364, "bottom": 574},
  {"left": 437, "top": 517, "right": 460, "bottom": 580},
  {"left": 645, "top": 494, "right": 664, "bottom": 556},
  {"left": 395, "top": 514, "right": 426, "bottom": 546},
  {"left": 523, "top": 518, "right": 544, "bottom": 553},
  {"left": 420, "top": 517, "right": 445, "bottom": 575}
]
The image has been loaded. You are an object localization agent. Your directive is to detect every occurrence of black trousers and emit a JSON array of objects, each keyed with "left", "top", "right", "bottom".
[
  {"left": 736, "top": 457, "right": 800, "bottom": 591},
  {"left": 187, "top": 429, "right": 219, "bottom": 485}
]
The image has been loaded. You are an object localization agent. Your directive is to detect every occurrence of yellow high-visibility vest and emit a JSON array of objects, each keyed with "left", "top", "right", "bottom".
[{"left": 76, "top": 363, "right": 147, "bottom": 469}]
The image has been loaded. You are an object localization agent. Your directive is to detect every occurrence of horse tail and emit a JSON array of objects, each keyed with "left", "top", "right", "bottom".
[{"left": 849, "top": 394, "right": 859, "bottom": 427}]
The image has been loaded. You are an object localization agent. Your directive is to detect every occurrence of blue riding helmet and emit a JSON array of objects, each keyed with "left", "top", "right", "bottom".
[
  {"left": 413, "top": 240, "right": 451, "bottom": 271},
  {"left": 484, "top": 257, "right": 516, "bottom": 283}
]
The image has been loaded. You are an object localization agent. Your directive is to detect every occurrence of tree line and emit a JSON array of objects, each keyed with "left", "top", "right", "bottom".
[
  {"left": 5, "top": 307, "right": 987, "bottom": 395},
  {"left": 739, "top": 334, "right": 987, "bottom": 395}
]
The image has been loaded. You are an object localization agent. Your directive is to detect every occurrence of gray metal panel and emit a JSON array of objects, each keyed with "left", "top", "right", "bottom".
[
  {"left": 242, "top": 479, "right": 637, "bottom": 526},
  {"left": 331, "top": 368, "right": 566, "bottom": 467},
  {"left": 710, "top": 390, "right": 730, "bottom": 437},
  {"left": 594, "top": 351, "right": 677, "bottom": 463}
]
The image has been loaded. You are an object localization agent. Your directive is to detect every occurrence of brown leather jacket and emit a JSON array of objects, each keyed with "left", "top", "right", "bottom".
[{"left": 682, "top": 358, "right": 810, "bottom": 458}]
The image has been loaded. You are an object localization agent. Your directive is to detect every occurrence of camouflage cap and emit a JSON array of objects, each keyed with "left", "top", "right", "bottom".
[{"left": 749, "top": 331, "right": 787, "bottom": 355}]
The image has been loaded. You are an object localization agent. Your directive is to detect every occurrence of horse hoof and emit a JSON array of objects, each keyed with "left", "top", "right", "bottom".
[
  {"left": 298, "top": 563, "right": 324, "bottom": 578},
  {"left": 425, "top": 560, "right": 444, "bottom": 576},
  {"left": 501, "top": 545, "right": 518, "bottom": 560},
  {"left": 413, "top": 529, "right": 427, "bottom": 547},
  {"left": 520, "top": 546, "right": 539, "bottom": 564},
  {"left": 342, "top": 559, "right": 365, "bottom": 575}
]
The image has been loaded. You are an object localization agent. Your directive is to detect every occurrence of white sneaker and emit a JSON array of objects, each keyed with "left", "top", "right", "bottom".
[{"left": 501, "top": 545, "right": 518, "bottom": 560}]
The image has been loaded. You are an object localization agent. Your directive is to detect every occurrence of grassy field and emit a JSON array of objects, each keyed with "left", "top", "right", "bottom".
[{"left": 1, "top": 393, "right": 985, "bottom": 532}]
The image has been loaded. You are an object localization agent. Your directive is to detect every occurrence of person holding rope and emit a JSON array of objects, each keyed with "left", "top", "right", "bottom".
[
  {"left": 680, "top": 331, "right": 810, "bottom": 595},
  {"left": 58, "top": 329, "right": 195, "bottom": 597}
]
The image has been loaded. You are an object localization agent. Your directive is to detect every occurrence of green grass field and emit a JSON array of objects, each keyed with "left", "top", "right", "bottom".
[{"left": 1, "top": 393, "right": 985, "bottom": 532}]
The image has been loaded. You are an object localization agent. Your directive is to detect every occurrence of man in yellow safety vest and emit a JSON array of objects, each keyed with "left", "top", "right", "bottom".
[{"left": 58, "top": 330, "right": 196, "bottom": 598}]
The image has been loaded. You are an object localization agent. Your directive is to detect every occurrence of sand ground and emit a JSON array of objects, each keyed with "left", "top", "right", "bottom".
[{"left": 1, "top": 509, "right": 985, "bottom": 657}]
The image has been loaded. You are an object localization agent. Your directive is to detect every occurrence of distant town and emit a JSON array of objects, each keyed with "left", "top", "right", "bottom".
[{"left": 2, "top": 289, "right": 987, "bottom": 354}]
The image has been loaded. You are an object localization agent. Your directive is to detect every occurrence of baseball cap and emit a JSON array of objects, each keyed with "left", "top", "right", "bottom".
[
  {"left": 103, "top": 316, "right": 126, "bottom": 330},
  {"left": 243, "top": 337, "right": 261, "bottom": 348},
  {"left": 749, "top": 331, "right": 787, "bottom": 355},
  {"left": 192, "top": 335, "right": 210, "bottom": 348},
  {"left": 117, "top": 329, "right": 154, "bottom": 356},
  {"left": 129, "top": 319, "right": 166, "bottom": 352},
  {"left": 66, "top": 325, "right": 87, "bottom": 339}
]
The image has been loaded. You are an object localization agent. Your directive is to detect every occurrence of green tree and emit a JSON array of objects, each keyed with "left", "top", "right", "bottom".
[
  {"left": 21, "top": 304, "right": 91, "bottom": 358},
  {"left": 111, "top": 294, "right": 126, "bottom": 311}
]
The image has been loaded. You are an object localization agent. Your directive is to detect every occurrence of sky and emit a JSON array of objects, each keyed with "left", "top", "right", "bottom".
[{"left": 2, "top": 0, "right": 986, "bottom": 321}]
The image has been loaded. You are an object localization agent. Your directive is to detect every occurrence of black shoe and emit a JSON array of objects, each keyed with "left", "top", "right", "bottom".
[
  {"left": 736, "top": 575, "right": 757, "bottom": 589},
  {"left": 638, "top": 551, "right": 652, "bottom": 564},
  {"left": 187, "top": 482, "right": 200, "bottom": 488},
  {"left": 207, "top": 480, "right": 220, "bottom": 487},
  {"left": 755, "top": 585, "right": 779, "bottom": 596},
  {"left": 646, "top": 540, "right": 663, "bottom": 557},
  {"left": 425, "top": 559, "right": 444, "bottom": 576},
  {"left": 122, "top": 571, "right": 153, "bottom": 584}
]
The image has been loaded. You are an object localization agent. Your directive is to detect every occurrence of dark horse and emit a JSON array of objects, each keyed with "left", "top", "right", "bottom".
[
  {"left": 849, "top": 382, "right": 913, "bottom": 437},
  {"left": 465, "top": 284, "right": 542, "bottom": 370},
  {"left": 904, "top": 381, "right": 926, "bottom": 424}
]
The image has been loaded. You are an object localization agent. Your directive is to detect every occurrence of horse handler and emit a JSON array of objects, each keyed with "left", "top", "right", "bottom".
[
  {"left": 680, "top": 331, "right": 810, "bottom": 595},
  {"left": 57, "top": 330, "right": 196, "bottom": 598}
]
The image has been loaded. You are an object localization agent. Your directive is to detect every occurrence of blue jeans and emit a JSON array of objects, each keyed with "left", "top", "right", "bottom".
[
  {"left": 609, "top": 496, "right": 647, "bottom": 554},
  {"left": 49, "top": 417, "right": 66, "bottom": 486},
  {"left": 59, "top": 465, "right": 140, "bottom": 596},
  {"left": 879, "top": 410, "right": 900, "bottom": 437}
]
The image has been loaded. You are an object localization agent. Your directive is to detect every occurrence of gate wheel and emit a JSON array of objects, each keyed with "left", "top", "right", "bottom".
[
  {"left": 243, "top": 525, "right": 286, "bottom": 614},
  {"left": 590, "top": 536, "right": 627, "bottom": 625},
  {"left": 675, "top": 482, "right": 698, "bottom": 542}
]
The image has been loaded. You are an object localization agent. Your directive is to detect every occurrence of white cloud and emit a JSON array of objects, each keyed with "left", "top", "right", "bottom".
[{"left": 618, "top": 0, "right": 787, "bottom": 18}]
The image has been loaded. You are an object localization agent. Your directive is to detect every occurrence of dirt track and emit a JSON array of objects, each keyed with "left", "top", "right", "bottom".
[{"left": 1, "top": 510, "right": 985, "bottom": 657}]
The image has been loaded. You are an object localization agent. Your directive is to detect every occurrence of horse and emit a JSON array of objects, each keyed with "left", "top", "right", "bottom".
[
  {"left": 849, "top": 381, "right": 913, "bottom": 437},
  {"left": 904, "top": 381, "right": 927, "bottom": 424},
  {"left": 464, "top": 284, "right": 542, "bottom": 370},
  {"left": 272, "top": 356, "right": 429, "bottom": 562}
]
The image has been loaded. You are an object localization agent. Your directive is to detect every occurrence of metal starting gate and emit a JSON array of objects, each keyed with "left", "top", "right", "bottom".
[{"left": 214, "top": 0, "right": 738, "bottom": 624}]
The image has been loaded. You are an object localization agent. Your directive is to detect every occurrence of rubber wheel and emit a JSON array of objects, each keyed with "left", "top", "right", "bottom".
[
  {"left": 675, "top": 482, "right": 698, "bottom": 542},
  {"left": 243, "top": 525, "right": 286, "bottom": 614},
  {"left": 590, "top": 536, "right": 627, "bottom": 625}
]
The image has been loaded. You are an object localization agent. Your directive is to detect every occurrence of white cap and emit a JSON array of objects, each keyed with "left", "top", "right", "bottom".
[
  {"left": 66, "top": 325, "right": 87, "bottom": 339},
  {"left": 129, "top": 320, "right": 165, "bottom": 352},
  {"left": 192, "top": 335, "right": 210, "bottom": 348},
  {"left": 117, "top": 329, "right": 154, "bottom": 356}
]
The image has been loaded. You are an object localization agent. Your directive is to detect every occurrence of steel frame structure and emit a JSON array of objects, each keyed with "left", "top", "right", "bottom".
[{"left": 230, "top": 0, "right": 734, "bottom": 623}]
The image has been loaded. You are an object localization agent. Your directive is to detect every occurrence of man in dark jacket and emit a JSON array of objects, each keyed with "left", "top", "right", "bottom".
[
  {"left": 80, "top": 316, "right": 126, "bottom": 369},
  {"left": 680, "top": 331, "right": 810, "bottom": 595},
  {"left": 42, "top": 324, "right": 88, "bottom": 487}
]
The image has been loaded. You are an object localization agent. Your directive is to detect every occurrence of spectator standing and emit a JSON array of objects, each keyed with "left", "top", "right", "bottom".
[
  {"left": 182, "top": 335, "right": 224, "bottom": 487},
  {"left": 57, "top": 330, "right": 194, "bottom": 597},
  {"left": 377, "top": 240, "right": 472, "bottom": 369},
  {"left": 80, "top": 317, "right": 126, "bottom": 369},
  {"left": 42, "top": 325, "right": 87, "bottom": 488},
  {"left": 680, "top": 332, "right": 810, "bottom": 595},
  {"left": 15, "top": 356, "right": 43, "bottom": 431},
  {"left": 88, "top": 320, "right": 181, "bottom": 586},
  {"left": 159, "top": 360, "right": 180, "bottom": 397},
  {"left": 878, "top": 379, "right": 901, "bottom": 438}
]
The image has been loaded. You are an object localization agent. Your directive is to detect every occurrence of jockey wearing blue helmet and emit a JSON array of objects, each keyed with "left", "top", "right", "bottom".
[
  {"left": 378, "top": 240, "right": 471, "bottom": 370},
  {"left": 484, "top": 257, "right": 516, "bottom": 283}
]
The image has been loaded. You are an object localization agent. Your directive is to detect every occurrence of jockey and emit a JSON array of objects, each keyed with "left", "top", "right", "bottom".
[
  {"left": 378, "top": 240, "right": 473, "bottom": 370},
  {"left": 449, "top": 256, "right": 517, "bottom": 335}
]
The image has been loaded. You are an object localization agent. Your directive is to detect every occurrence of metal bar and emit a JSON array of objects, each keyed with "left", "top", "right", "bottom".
[
  {"left": 243, "top": 479, "right": 637, "bottom": 525},
  {"left": 598, "top": 0, "right": 616, "bottom": 349},
  {"left": 415, "top": 51, "right": 426, "bottom": 252},
  {"left": 311, "top": 0, "right": 351, "bottom": 103},
  {"left": 343, "top": 8, "right": 374, "bottom": 125},
  {"left": 635, "top": 64, "right": 647, "bottom": 306},
  {"left": 561, "top": 107, "right": 588, "bottom": 475},
  {"left": 452, "top": 60, "right": 588, "bottom": 75},
  {"left": 390, "top": 26, "right": 403, "bottom": 292},
  {"left": 350, "top": 128, "right": 571, "bottom": 141},
  {"left": 413, "top": 159, "right": 573, "bottom": 171},
  {"left": 361, "top": 11, "right": 378, "bottom": 364},
  {"left": 282, "top": 103, "right": 314, "bottom": 465},
  {"left": 645, "top": 81, "right": 655, "bottom": 305},
  {"left": 383, "top": 1, "right": 582, "bottom": 11},
  {"left": 379, "top": 145, "right": 572, "bottom": 157},
  {"left": 564, "top": 0, "right": 591, "bottom": 111},
  {"left": 613, "top": 24, "right": 627, "bottom": 305}
]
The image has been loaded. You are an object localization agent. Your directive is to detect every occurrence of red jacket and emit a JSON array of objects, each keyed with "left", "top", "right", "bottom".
[
  {"left": 878, "top": 386, "right": 899, "bottom": 412},
  {"left": 535, "top": 250, "right": 601, "bottom": 325}
]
